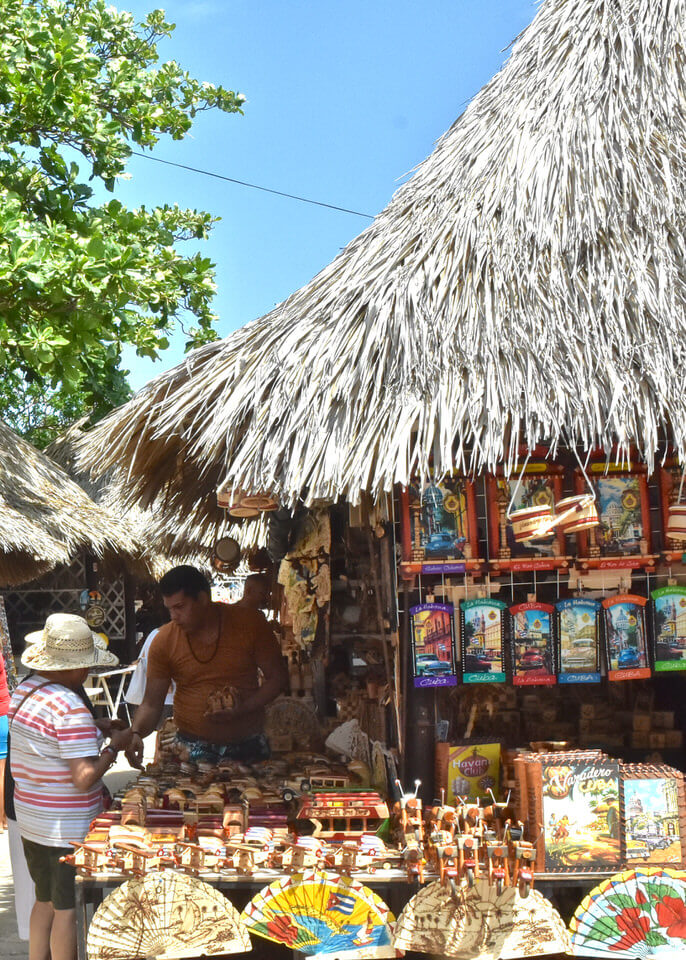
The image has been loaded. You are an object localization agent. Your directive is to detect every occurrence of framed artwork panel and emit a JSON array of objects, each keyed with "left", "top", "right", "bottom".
[
  {"left": 651, "top": 586, "right": 686, "bottom": 672},
  {"left": 575, "top": 460, "right": 651, "bottom": 558},
  {"left": 487, "top": 453, "right": 565, "bottom": 567},
  {"left": 400, "top": 476, "right": 479, "bottom": 573}
]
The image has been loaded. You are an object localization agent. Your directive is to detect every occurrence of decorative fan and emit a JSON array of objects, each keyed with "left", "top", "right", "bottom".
[
  {"left": 241, "top": 869, "right": 397, "bottom": 959},
  {"left": 393, "top": 877, "right": 515, "bottom": 958},
  {"left": 569, "top": 867, "right": 686, "bottom": 957},
  {"left": 264, "top": 697, "right": 323, "bottom": 750},
  {"left": 86, "top": 869, "right": 251, "bottom": 960},
  {"left": 499, "top": 888, "right": 570, "bottom": 958},
  {"left": 325, "top": 719, "right": 371, "bottom": 765}
]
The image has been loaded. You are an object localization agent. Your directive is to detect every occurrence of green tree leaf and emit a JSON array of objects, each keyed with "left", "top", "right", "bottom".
[{"left": 0, "top": 0, "right": 245, "bottom": 444}]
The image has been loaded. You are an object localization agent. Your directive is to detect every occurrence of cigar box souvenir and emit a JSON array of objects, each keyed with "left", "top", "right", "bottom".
[{"left": 445, "top": 741, "right": 501, "bottom": 805}]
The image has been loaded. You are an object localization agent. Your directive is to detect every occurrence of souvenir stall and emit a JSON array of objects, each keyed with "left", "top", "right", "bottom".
[
  {"left": 71, "top": 453, "right": 686, "bottom": 960},
  {"left": 72, "top": 0, "right": 686, "bottom": 952}
]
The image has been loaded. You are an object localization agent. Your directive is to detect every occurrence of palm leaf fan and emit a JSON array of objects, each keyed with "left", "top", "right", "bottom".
[
  {"left": 241, "top": 869, "right": 398, "bottom": 958},
  {"left": 498, "top": 888, "right": 570, "bottom": 958},
  {"left": 86, "top": 869, "right": 251, "bottom": 960},
  {"left": 393, "top": 877, "right": 515, "bottom": 958},
  {"left": 569, "top": 867, "right": 686, "bottom": 957}
]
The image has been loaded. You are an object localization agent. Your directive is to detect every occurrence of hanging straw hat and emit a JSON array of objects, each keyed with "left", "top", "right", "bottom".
[{"left": 23, "top": 613, "right": 118, "bottom": 671}]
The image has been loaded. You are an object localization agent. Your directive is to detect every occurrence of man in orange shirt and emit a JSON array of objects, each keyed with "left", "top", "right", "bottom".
[{"left": 124, "top": 566, "right": 286, "bottom": 766}]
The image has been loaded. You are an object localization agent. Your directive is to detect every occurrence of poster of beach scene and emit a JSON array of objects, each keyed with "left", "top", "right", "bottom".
[
  {"left": 543, "top": 760, "right": 621, "bottom": 871},
  {"left": 556, "top": 598, "right": 601, "bottom": 683}
]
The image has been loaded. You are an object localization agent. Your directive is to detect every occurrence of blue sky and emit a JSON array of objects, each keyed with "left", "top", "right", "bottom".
[{"left": 118, "top": 0, "right": 536, "bottom": 389}]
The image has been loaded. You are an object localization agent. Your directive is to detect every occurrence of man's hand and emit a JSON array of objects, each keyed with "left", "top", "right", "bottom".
[
  {"left": 95, "top": 718, "right": 127, "bottom": 736},
  {"left": 123, "top": 731, "right": 145, "bottom": 769}
]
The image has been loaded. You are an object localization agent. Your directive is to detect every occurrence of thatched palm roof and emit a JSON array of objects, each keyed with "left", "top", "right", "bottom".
[
  {"left": 0, "top": 420, "right": 138, "bottom": 585},
  {"left": 78, "top": 0, "right": 686, "bottom": 534},
  {"left": 49, "top": 419, "right": 266, "bottom": 562}
]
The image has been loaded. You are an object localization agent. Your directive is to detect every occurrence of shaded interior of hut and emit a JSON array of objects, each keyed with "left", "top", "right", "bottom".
[{"left": 61, "top": 446, "right": 686, "bottom": 958}]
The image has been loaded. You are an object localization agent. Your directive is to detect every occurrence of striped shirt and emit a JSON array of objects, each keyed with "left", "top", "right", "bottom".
[{"left": 9, "top": 677, "right": 104, "bottom": 847}]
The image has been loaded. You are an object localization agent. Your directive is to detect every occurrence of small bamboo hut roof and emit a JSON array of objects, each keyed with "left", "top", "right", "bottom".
[
  {"left": 0, "top": 420, "right": 139, "bottom": 585},
  {"left": 78, "top": 0, "right": 686, "bottom": 534}
]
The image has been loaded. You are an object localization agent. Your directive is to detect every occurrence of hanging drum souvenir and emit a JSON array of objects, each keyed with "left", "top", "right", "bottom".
[
  {"left": 666, "top": 503, "right": 686, "bottom": 542},
  {"left": 229, "top": 504, "right": 260, "bottom": 518},
  {"left": 240, "top": 493, "right": 279, "bottom": 510},
  {"left": 554, "top": 494, "right": 600, "bottom": 535},
  {"left": 508, "top": 504, "right": 555, "bottom": 542}
]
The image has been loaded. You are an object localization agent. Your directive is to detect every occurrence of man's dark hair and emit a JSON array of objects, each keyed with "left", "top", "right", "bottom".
[{"left": 159, "top": 565, "right": 211, "bottom": 599}]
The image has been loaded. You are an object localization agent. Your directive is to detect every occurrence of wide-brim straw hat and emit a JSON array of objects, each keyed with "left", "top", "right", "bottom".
[{"left": 23, "top": 613, "right": 118, "bottom": 671}]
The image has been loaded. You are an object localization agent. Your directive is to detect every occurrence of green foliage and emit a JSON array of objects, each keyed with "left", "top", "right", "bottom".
[{"left": 0, "top": 0, "right": 245, "bottom": 443}]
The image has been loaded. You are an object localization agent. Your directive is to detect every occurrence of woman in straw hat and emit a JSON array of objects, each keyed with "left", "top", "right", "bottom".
[{"left": 9, "top": 614, "right": 129, "bottom": 960}]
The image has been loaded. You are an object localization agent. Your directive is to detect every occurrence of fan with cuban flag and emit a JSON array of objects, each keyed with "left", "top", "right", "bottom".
[{"left": 241, "top": 870, "right": 400, "bottom": 960}]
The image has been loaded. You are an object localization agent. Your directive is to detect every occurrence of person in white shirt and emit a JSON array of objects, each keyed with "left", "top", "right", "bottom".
[{"left": 125, "top": 628, "right": 174, "bottom": 714}]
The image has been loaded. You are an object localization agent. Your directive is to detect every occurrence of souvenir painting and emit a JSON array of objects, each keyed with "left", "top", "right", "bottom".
[
  {"left": 651, "top": 586, "right": 686, "bottom": 672},
  {"left": 446, "top": 742, "right": 501, "bottom": 805},
  {"left": 400, "top": 476, "right": 479, "bottom": 574},
  {"left": 622, "top": 766, "right": 684, "bottom": 866},
  {"left": 410, "top": 603, "right": 457, "bottom": 688},
  {"left": 576, "top": 461, "right": 652, "bottom": 562},
  {"left": 602, "top": 594, "right": 650, "bottom": 681},
  {"left": 542, "top": 758, "right": 621, "bottom": 872},
  {"left": 487, "top": 455, "right": 566, "bottom": 571},
  {"left": 569, "top": 867, "right": 686, "bottom": 958},
  {"left": 510, "top": 602, "right": 556, "bottom": 686},
  {"left": 460, "top": 598, "right": 507, "bottom": 683},
  {"left": 556, "top": 598, "right": 601, "bottom": 684}
]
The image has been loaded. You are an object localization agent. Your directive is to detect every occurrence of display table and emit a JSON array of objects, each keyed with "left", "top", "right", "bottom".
[{"left": 74, "top": 867, "right": 611, "bottom": 960}]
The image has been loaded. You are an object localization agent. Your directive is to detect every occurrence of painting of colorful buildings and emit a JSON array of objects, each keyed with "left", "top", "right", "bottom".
[{"left": 625, "top": 777, "right": 681, "bottom": 864}]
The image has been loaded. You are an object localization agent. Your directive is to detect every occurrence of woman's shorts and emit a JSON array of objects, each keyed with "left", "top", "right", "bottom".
[
  {"left": 22, "top": 837, "right": 75, "bottom": 909},
  {"left": 0, "top": 713, "right": 8, "bottom": 760}
]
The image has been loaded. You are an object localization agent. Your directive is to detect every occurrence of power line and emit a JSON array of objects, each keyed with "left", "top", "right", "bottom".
[{"left": 130, "top": 151, "right": 375, "bottom": 220}]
